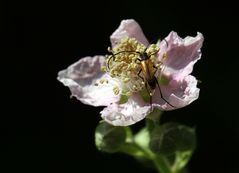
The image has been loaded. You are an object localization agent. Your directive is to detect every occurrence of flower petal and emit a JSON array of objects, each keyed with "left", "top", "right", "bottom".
[
  {"left": 110, "top": 19, "right": 149, "bottom": 47},
  {"left": 57, "top": 56, "right": 121, "bottom": 106},
  {"left": 153, "top": 75, "right": 199, "bottom": 110},
  {"left": 158, "top": 31, "right": 204, "bottom": 80},
  {"left": 101, "top": 94, "right": 151, "bottom": 126}
]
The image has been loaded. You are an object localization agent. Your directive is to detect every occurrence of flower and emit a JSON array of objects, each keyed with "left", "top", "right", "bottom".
[{"left": 57, "top": 19, "right": 204, "bottom": 126}]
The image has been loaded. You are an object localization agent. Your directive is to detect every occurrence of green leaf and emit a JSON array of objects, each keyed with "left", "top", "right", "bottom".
[
  {"left": 95, "top": 122, "right": 127, "bottom": 153},
  {"left": 171, "top": 151, "right": 193, "bottom": 172},
  {"left": 150, "top": 123, "right": 196, "bottom": 156}
]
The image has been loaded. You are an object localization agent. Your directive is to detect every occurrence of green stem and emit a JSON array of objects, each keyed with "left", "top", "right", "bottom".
[
  {"left": 120, "top": 113, "right": 174, "bottom": 173},
  {"left": 121, "top": 141, "right": 173, "bottom": 173},
  {"left": 153, "top": 155, "right": 173, "bottom": 173},
  {"left": 120, "top": 141, "right": 152, "bottom": 160}
]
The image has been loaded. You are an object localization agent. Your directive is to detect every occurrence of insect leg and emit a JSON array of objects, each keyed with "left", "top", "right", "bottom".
[
  {"left": 149, "top": 51, "right": 159, "bottom": 57},
  {"left": 144, "top": 83, "right": 153, "bottom": 111},
  {"left": 154, "top": 76, "right": 175, "bottom": 108},
  {"left": 137, "top": 69, "right": 153, "bottom": 110},
  {"left": 113, "top": 50, "right": 140, "bottom": 56},
  {"left": 137, "top": 69, "right": 144, "bottom": 82}
]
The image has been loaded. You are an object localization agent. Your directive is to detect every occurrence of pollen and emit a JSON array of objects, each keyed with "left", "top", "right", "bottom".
[
  {"left": 95, "top": 79, "right": 109, "bottom": 85},
  {"left": 123, "top": 77, "right": 130, "bottom": 83},
  {"left": 106, "top": 37, "right": 161, "bottom": 94},
  {"left": 101, "top": 66, "right": 107, "bottom": 72},
  {"left": 100, "top": 79, "right": 105, "bottom": 84},
  {"left": 113, "top": 86, "right": 120, "bottom": 95}
]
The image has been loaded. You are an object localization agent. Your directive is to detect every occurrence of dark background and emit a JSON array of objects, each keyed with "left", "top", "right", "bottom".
[{"left": 3, "top": 0, "right": 239, "bottom": 173}]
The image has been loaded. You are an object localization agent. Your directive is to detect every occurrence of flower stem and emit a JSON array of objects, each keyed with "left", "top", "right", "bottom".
[
  {"left": 120, "top": 140, "right": 173, "bottom": 173},
  {"left": 153, "top": 155, "right": 173, "bottom": 173},
  {"left": 120, "top": 111, "right": 174, "bottom": 173}
]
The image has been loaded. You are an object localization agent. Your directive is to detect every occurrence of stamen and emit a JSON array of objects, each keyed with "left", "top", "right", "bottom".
[
  {"left": 123, "top": 77, "right": 130, "bottom": 83},
  {"left": 101, "top": 66, "right": 107, "bottom": 72},
  {"left": 106, "top": 37, "right": 161, "bottom": 94},
  {"left": 113, "top": 86, "right": 120, "bottom": 95},
  {"left": 100, "top": 79, "right": 105, "bottom": 84}
]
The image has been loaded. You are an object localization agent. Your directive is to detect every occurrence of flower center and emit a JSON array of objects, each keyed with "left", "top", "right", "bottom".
[{"left": 105, "top": 37, "right": 162, "bottom": 95}]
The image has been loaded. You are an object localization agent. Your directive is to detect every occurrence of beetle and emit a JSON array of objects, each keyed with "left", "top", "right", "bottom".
[
  {"left": 136, "top": 49, "right": 174, "bottom": 108},
  {"left": 107, "top": 40, "right": 174, "bottom": 109}
]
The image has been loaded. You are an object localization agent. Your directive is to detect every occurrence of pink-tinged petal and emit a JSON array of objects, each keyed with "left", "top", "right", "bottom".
[
  {"left": 57, "top": 56, "right": 121, "bottom": 106},
  {"left": 158, "top": 31, "right": 204, "bottom": 80},
  {"left": 152, "top": 75, "right": 199, "bottom": 110},
  {"left": 110, "top": 19, "right": 149, "bottom": 47},
  {"left": 101, "top": 94, "right": 151, "bottom": 126}
]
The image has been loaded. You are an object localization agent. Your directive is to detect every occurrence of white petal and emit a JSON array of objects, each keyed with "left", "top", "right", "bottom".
[
  {"left": 110, "top": 19, "right": 149, "bottom": 46},
  {"left": 153, "top": 75, "right": 199, "bottom": 110},
  {"left": 101, "top": 95, "right": 151, "bottom": 126},
  {"left": 158, "top": 31, "right": 204, "bottom": 80},
  {"left": 57, "top": 56, "right": 121, "bottom": 106}
]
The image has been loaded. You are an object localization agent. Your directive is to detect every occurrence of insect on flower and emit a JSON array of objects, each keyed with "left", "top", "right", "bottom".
[
  {"left": 106, "top": 38, "right": 175, "bottom": 109},
  {"left": 57, "top": 19, "right": 204, "bottom": 126}
]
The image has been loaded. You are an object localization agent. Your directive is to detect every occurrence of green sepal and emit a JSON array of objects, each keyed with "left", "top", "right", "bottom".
[{"left": 95, "top": 122, "right": 127, "bottom": 153}]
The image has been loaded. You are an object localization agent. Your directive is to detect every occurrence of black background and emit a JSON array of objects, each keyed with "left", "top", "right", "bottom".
[{"left": 3, "top": 0, "right": 239, "bottom": 173}]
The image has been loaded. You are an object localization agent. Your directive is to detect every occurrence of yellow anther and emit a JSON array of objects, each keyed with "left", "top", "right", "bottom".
[
  {"left": 113, "top": 86, "right": 120, "bottom": 95},
  {"left": 123, "top": 77, "right": 130, "bottom": 83},
  {"left": 100, "top": 79, "right": 105, "bottom": 84},
  {"left": 127, "top": 71, "right": 131, "bottom": 75},
  {"left": 162, "top": 53, "right": 168, "bottom": 60},
  {"left": 131, "top": 63, "right": 137, "bottom": 68},
  {"left": 101, "top": 66, "right": 107, "bottom": 72},
  {"left": 155, "top": 63, "right": 161, "bottom": 68},
  {"left": 126, "top": 91, "right": 132, "bottom": 96},
  {"left": 129, "top": 54, "right": 135, "bottom": 59}
]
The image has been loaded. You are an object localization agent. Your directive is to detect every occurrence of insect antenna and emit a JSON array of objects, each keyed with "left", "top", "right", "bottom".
[
  {"left": 106, "top": 49, "right": 141, "bottom": 70},
  {"left": 154, "top": 76, "right": 175, "bottom": 108}
]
